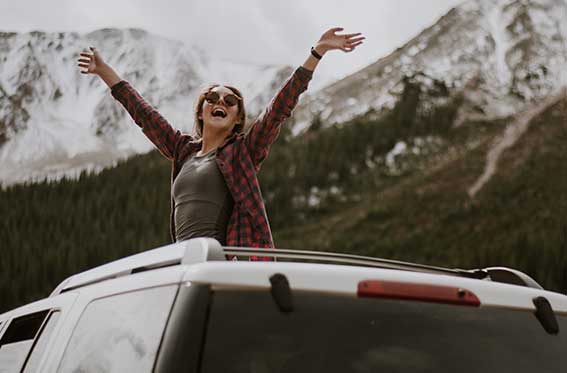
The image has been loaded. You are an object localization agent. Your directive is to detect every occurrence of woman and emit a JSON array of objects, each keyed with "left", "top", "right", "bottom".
[{"left": 77, "top": 27, "right": 364, "bottom": 258}]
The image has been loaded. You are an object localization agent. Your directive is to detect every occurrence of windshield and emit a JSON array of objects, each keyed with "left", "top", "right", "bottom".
[{"left": 200, "top": 289, "right": 567, "bottom": 372}]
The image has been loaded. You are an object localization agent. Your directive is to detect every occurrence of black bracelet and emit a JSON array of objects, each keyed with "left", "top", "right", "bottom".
[{"left": 310, "top": 46, "right": 323, "bottom": 60}]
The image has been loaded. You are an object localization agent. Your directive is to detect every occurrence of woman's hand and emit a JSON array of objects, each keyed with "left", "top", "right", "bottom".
[
  {"left": 76, "top": 47, "right": 122, "bottom": 88},
  {"left": 77, "top": 47, "right": 106, "bottom": 75},
  {"left": 314, "top": 27, "right": 365, "bottom": 55}
]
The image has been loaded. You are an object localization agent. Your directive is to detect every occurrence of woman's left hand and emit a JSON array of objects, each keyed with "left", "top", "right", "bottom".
[{"left": 315, "top": 27, "right": 365, "bottom": 55}]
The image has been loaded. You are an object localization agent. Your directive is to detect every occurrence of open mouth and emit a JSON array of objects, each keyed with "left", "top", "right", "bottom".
[{"left": 212, "top": 108, "right": 227, "bottom": 118}]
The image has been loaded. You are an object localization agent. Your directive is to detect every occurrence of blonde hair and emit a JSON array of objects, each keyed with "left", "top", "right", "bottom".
[{"left": 193, "top": 84, "right": 246, "bottom": 139}]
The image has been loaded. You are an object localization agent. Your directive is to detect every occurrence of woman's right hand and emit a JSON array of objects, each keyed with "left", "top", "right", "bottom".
[{"left": 77, "top": 47, "right": 105, "bottom": 75}]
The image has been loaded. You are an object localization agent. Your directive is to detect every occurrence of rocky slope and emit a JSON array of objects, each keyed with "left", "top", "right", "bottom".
[
  {"left": 0, "top": 28, "right": 303, "bottom": 185},
  {"left": 292, "top": 0, "right": 567, "bottom": 133}
]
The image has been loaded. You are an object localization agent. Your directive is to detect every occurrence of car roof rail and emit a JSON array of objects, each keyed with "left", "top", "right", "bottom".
[
  {"left": 225, "top": 247, "right": 544, "bottom": 289},
  {"left": 482, "top": 267, "right": 543, "bottom": 290},
  {"left": 50, "top": 238, "right": 225, "bottom": 297},
  {"left": 50, "top": 238, "right": 544, "bottom": 297},
  {"left": 225, "top": 247, "right": 484, "bottom": 276}
]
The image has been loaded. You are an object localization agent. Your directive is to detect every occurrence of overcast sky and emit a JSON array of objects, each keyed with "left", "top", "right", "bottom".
[{"left": 0, "top": 0, "right": 464, "bottom": 79}]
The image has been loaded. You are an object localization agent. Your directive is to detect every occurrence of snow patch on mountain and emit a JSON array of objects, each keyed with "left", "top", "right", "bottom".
[
  {"left": 291, "top": 0, "right": 567, "bottom": 133},
  {"left": 468, "top": 88, "right": 566, "bottom": 197},
  {"left": 0, "top": 28, "right": 330, "bottom": 186}
]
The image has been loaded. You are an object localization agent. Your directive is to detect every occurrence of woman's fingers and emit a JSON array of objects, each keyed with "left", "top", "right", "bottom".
[
  {"left": 345, "top": 41, "right": 364, "bottom": 49},
  {"left": 76, "top": 47, "right": 100, "bottom": 74},
  {"left": 343, "top": 32, "right": 362, "bottom": 38},
  {"left": 347, "top": 41, "right": 364, "bottom": 48},
  {"left": 341, "top": 42, "right": 363, "bottom": 53},
  {"left": 346, "top": 36, "right": 365, "bottom": 44}
]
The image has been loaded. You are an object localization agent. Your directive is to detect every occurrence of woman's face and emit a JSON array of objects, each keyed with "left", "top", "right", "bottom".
[{"left": 200, "top": 86, "right": 241, "bottom": 134}]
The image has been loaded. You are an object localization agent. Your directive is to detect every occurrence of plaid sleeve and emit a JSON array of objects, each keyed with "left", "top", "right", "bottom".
[
  {"left": 111, "top": 80, "right": 187, "bottom": 161},
  {"left": 245, "top": 66, "right": 312, "bottom": 171}
]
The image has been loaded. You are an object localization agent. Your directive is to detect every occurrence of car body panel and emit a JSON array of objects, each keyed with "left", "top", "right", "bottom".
[
  {"left": 182, "top": 262, "right": 567, "bottom": 313},
  {"left": 2, "top": 239, "right": 566, "bottom": 372}
]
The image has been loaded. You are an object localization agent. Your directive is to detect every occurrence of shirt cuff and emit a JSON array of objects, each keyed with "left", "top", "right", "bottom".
[
  {"left": 296, "top": 66, "right": 314, "bottom": 80},
  {"left": 110, "top": 80, "right": 128, "bottom": 95}
]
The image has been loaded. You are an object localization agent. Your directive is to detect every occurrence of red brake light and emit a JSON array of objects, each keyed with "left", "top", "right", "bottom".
[{"left": 357, "top": 280, "right": 481, "bottom": 307}]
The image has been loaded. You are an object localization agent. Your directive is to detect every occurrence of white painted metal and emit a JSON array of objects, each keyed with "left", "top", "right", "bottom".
[
  {"left": 0, "top": 292, "right": 78, "bottom": 373},
  {"left": 182, "top": 261, "right": 567, "bottom": 314},
  {"left": 50, "top": 238, "right": 223, "bottom": 297},
  {"left": 42, "top": 237, "right": 566, "bottom": 315},
  {"left": 3, "top": 238, "right": 567, "bottom": 372},
  {"left": 39, "top": 266, "right": 185, "bottom": 373},
  {"left": 0, "top": 292, "right": 78, "bottom": 335}
]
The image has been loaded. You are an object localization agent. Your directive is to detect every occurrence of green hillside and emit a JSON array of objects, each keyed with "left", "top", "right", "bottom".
[
  {"left": 275, "top": 96, "right": 567, "bottom": 295},
  {"left": 1, "top": 151, "right": 173, "bottom": 311},
  {"left": 1, "top": 81, "right": 566, "bottom": 313}
]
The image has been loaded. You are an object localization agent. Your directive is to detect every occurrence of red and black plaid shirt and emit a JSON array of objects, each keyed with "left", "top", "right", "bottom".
[{"left": 111, "top": 66, "right": 313, "bottom": 257}]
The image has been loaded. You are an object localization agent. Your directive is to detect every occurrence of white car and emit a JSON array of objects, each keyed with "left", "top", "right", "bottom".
[{"left": 0, "top": 238, "right": 565, "bottom": 372}]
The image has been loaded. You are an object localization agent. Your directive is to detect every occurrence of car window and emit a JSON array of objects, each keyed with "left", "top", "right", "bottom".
[
  {"left": 0, "top": 340, "right": 34, "bottom": 373},
  {"left": 201, "top": 290, "right": 567, "bottom": 373},
  {"left": 22, "top": 311, "right": 61, "bottom": 373},
  {"left": 58, "top": 285, "right": 177, "bottom": 373},
  {"left": 0, "top": 310, "right": 49, "bottom": 373}
]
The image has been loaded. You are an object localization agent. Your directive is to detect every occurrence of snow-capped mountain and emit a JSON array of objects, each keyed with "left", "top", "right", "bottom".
[
  {"left": 0, "top": 28, "right": 325, "bottom": 186},
  {"left": 3, "top": 0, "right": 565, "bottom": 186},
  {"left": 292, "top": 0, "right": 567, "bottom": 133}
]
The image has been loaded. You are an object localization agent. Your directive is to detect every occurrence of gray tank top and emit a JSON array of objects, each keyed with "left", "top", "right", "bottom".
[{"left": 172, "top": 150, "right": 234, "bottom": 244}]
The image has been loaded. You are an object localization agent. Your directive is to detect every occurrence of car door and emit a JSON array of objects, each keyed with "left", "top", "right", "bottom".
[{"left": 0, "top": 291, "right": 77, "bottom": 373}]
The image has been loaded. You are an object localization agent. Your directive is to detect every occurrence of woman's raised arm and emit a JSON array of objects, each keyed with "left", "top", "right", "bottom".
[
  {"left": 77, "top": 47, "right": 188, "bottom": 161},
  {"left": 245, "top": 27, "right": 365, "bottom": 171}
]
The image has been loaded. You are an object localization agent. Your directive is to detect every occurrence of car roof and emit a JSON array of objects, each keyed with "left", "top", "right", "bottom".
[
  {"left": 49, "top": 238, "right": 547, "bottom": 295},
  {"left": 3, "top": 238, "right": 566, "bottom": 319},
  {"left": 183, "top": 261, "right": 567, "bottom": 313}
]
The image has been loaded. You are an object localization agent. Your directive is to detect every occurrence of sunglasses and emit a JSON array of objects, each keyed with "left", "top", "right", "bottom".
[{"left": 204, "top": 91, "right": 241, "bottom": 107}]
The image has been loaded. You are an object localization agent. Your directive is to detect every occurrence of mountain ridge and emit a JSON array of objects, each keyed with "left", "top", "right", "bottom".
[
  {"left": 0, "top": 28, "right": 305, "bottom": 186},
  {"left": 291, "top": 0, "right": 567, "bottom": 134}
]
